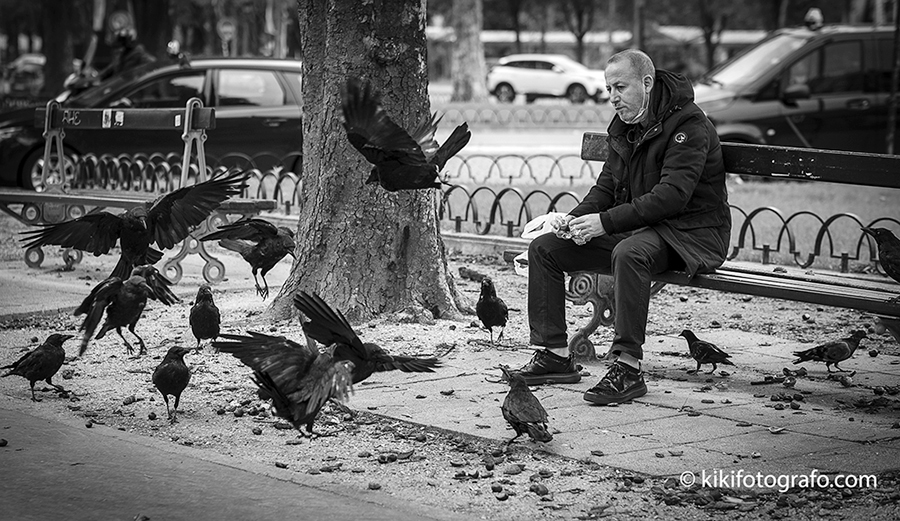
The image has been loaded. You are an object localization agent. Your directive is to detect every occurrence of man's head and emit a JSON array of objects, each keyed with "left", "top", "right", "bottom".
[{"left": 605, "top": 49, "right": 655, "bottom": 125}]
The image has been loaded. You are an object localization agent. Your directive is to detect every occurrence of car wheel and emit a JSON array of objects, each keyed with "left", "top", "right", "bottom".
[
  {"left": 20, "top": 147, "right": 77, "bottom": 191},
  {"left": 567, "top": 84, "right": 588, "bottom": 104},
  {"left": 495, "top": 84, "right": 516, "bottom": 103}
]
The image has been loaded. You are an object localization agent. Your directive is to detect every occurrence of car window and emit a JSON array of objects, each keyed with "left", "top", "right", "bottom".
[
  {"left": 534, "top": 61, "right": 555, "bottom": 71},
  {"left": 706, "top": 33, "right": 809, "bottom": 89},
  {"left": 216, "top": 69, "right": 286, "bottom": 107},
  {"left": 282, "top": 71, "right": 302, "bottom": 106},
  {"left": 869, "top": 37, "right": 892, "bottom": 92},
  {"left": 811, "top": 41, "right": 863, "bottom": 93},
  {"left": 124, "top": 72, "right": 205, "bottom": 108},
  {"left": 787, "top": 51, "right": 820, "bottom": 88},
  {"left": 506, "top": 61, "right": 533, "bottom": 69}
]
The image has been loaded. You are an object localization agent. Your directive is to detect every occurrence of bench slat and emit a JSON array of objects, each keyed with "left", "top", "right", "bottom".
[
  {"left": 581, "top": 131, "right": 900, "bottom": 189},
  {"left": 35, "top": 107, "right": 216, "bottom": 130},
  {"left": 0, "top": 188, "right": 275, "bottom": 213}
]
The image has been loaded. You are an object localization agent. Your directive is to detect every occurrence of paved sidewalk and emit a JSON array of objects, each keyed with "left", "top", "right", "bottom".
[
  {"left": 0, "top": 402, "right": 464, "bottom": 521},
  {"left": 2, "top": 243, "right": 899, "bottom": 494}
]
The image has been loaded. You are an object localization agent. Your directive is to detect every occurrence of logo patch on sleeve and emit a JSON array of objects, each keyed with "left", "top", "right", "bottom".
[{"left": 674, "top": 132, "right": 687, "bottom": 144}]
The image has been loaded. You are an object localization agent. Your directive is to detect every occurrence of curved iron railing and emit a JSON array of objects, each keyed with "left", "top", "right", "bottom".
[
  {"left": 65, "top": 151, "right": 899, "bottom": 276},
  {"left": 432, "top": 103, "right": 611, "bottom": 128}
]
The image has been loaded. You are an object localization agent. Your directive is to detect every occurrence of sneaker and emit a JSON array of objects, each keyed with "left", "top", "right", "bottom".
[
  {"left": 514, "top": 349, "right": 581, "bottom": 385},
  {"left": 583, "top": 362, "right": 647, "bottom": 404}
]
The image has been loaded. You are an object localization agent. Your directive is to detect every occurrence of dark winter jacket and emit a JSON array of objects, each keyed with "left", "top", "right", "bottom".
[{"left": 569, "top": 69, "right": 731, "bottom": 278}]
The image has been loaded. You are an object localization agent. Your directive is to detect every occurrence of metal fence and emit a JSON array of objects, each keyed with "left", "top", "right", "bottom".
[{"left": 66, "top": 151, "right": 898, "bottom": 275}]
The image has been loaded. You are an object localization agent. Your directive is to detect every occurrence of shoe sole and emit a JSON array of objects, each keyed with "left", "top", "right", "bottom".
[
  {"left": 583, "top": 382, "right": 648, "bottom": 405},
  {"left": 521, "top": 373, "right": 582, "bottom": 385}
]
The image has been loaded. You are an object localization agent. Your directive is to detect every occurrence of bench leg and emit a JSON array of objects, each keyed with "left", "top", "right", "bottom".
[
  {"left": 565, "top": 272, "right": 615, "bottom": 363},
  {"left": 876, "top": 317, "right": 900, "bottom": 344},
  {"left": 162, "top": 212, "right": 227, "bottom": 285}
]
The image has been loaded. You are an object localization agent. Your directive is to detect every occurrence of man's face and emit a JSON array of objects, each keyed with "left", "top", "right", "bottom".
[{"left": 605, "top": 61, "right": 648, "bottom": 124}]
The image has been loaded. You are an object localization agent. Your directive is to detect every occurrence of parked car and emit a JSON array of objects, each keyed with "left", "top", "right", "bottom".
[
  {"left": 693, "top": 23, "right": 897, "bottom": 154},
  {"left": 0, "top": 56, "right": 303, "bottom": 189},
  {"left": 487, "top": 54, "right": 609, "bottom": 104}
]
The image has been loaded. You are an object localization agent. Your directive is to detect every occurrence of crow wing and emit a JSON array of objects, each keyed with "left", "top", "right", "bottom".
[
  {"left": 148, "top": 170, "right": 248, "bottom": 250},
  {"left": 19, "top": 211, "right": 123, "bottom": 254},
  {"left": 130, "top": 265, "right": 180, "bottom": 305},
  {"left": 341, "top": 77, "right": 427, "bottom": 167},
  {"left": 200, "top": 217, "right": 278, "bottom": 243},
  {"left": 293, "top": 291, "right": 367, "bottom": 358}
]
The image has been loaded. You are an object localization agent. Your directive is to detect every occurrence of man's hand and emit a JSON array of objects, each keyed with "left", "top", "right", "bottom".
[
  {"left": 569, "top": 214, "right": 605, "bottom": 245},
  {"left": 551, "top": 214, "right": 575, "bottom": 239}
]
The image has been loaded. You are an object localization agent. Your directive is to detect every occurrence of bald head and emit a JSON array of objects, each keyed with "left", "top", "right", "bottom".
[{"left": 607, "top": 49, "right": 655, "bottom": 80}]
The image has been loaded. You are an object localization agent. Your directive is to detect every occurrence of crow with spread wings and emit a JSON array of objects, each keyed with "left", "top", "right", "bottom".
[
  {"left": 213, "top": 331, "right": 354, "bottom": 436},
  {"left": 341, "top": 76, "right": 471, "bottom": 192},
  {"left": 20, "top": 170, "right": 249, "bottom": 279}
]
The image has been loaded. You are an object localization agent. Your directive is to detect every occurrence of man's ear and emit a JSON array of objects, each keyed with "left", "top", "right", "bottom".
[{"left": 644, "top": 75, "right": 654, "bottom": 92}]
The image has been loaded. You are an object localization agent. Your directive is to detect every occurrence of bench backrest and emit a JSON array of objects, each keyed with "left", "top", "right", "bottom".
[
  {"left": 35, "top": 106, "right": 215, "bottom": 130},
  {"left": 581, "top": 131, "right": 900, "bottom": 189}
]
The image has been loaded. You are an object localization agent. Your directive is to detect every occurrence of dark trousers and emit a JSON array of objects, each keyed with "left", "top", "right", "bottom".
[{"left": 527, "top": 228, "right": 672, "bottom": 359}]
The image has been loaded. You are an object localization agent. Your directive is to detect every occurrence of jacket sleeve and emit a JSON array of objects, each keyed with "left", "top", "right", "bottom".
[
  {"left": 599, "top": 115, "right": 709, "bottom": 234},
  {"left": 568, "top": 158, "right": 616, "bottom": 217}
]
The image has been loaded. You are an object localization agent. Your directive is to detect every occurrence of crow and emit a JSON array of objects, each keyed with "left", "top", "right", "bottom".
[
  {"left": 678, "top": 329, "right": 735, "bottom": 374},
  {"left": 74, "top": 264, "right": 179, "bottom": 356},
  {"left": 792, "top": 330, "right": 867, "bottom": 373},
  {"left": 476, "top": 277, "right": 508, "bottom": 346},
  {"left": 152, "top": 345, "right": 193, "bottom": 422},
  {"left": 199, "top": 217, "right": 295, "bottom": 299},
  {"left": 20, "top": 170, "right": 248, "bottom": 280},
  {"left": 1, "top": 333, "right": 74, "bottom": 401},
  {"left": 213, "top": 331, "right": 354, "bottom": 436},
  {"left": 341, "top": 76, "right": 471, "bottom": 192},
  {"left": 862, "top": 227, "right": 900, "bottom": 297},
  {"left": 189, "top": 284, "right": 220, "bottom": 348},
  {"left": 293, "top": 291, "right": 441, "bottom": 385},
  {"left": 499, "top": 365, "right": 553, "bottom": 444}
]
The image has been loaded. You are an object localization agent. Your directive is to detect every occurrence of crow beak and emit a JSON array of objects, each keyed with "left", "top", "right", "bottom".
[{"left": 861, "top": 227, "right": 874, "bottom": 236}]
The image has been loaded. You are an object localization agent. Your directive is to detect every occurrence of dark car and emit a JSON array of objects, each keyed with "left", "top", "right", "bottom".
[
  {"left": 693, "top": 24, "right": 897, "bottom": 154},
  {"left": 0, "top": 57, "right": 302, "bottom": 189}
]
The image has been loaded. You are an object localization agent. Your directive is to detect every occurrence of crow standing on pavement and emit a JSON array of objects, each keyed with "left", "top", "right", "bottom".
[
  {"left": 862, "top": 227, "right": 900, "bottom": 296},
  {"left": 1, "top": 333, "right": 74, "bottom": 401},
  {"left": 213, "top": 331, "right": 354, "bottom": 436},
  {"left": 152, "top": 345, "right": 193, "bottom": 422},
  {"left": 499, "top": 365, "right": 553, "bottom": 444},
  {"left": 75, "top": 265, "right": 179, "bottom": 356},
  {"left": 293, "top": 291, "right": 441, "bottom": 385},
  {"left": 20, "top": 170, "right": 249, "bottom": 280},
  {"left": 341, "top": 76, "right": 471, "bottom": 192},
  {"left": 792, "top": 330, "right": 867, "bottom": 373},
  {"left": 476, "top": 277, "right": 508, "bottom": 346},
  {"left": 199, "top": 217, "right": 296, "bottom": 299},
  {"left": 679, "top": 329, "right": 735, "bottom": 374},
  {"left": 189, "top": 284, "right": 220, "bottom": 348}
]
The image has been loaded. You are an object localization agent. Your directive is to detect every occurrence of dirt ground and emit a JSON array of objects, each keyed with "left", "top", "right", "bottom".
[{"left": 2, "top": 234, "right": 900, "bottom": 519}]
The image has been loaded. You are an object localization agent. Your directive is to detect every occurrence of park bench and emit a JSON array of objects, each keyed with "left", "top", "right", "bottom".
[
  {"left": 505, "top": 131, "right": 900, "bottom": 361},
  {"left": 0, "top": 98, "right": 275, "bottom": 283}
]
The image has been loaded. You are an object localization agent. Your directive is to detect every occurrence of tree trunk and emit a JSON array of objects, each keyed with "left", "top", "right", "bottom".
[
  {"left": 40, "top": 0, "right": 74, "bottom": 97},
  {"left": 270, "top": 0, "right": 467, "bottom": 323},
  {"left": 451, "top": 0, "right": 489, "bottom": 102},
  {"left": 133, "top": 0, "right": 171, "bottom": 59}
]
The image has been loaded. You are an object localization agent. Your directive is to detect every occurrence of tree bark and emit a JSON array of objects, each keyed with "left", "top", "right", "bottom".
[
  {"left": 40, "top": 0, "right": 75, "bottom": 97},
  {"left": 269, "top": 0, "right": 467, "bottom": 323},
  {"left": 451, "top": 0, "right": 489, "bottom": 102}
]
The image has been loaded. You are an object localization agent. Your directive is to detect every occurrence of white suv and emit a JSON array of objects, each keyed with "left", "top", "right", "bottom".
[{"left": 487, "top": 54, "right": 609, "bottom": 104}]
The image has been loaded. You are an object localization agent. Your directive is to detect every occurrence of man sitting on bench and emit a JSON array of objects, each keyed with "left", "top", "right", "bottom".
[{"left": 514, "top": 49, "right": 732, "bottom": 405}]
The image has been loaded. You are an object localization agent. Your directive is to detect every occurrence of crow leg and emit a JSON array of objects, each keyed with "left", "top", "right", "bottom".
[
  {"left": 260, "top": 274, "right": 270, "bottom": 300},
  {"left": 116, "top": 327, "right": 135, "bottom": 355},
  {"left": 161, "top": 394, "right": 172, "bottom": 419},
  {"left": 128, "top": 324, "right": 147, "bottom": 355},
  {"left": 687, "top": 361, "right": 701, "bottom": 374},
  {"left": 832, "top": 362, "right": 849, "bottom": 373},
  {"left": 488, "top": 328, "right": 494, "bottom": 346},
  {"left": 46, "top": 377, "right": 67, "bottom": 394},
  {"left": 252, "top": 271, "right": 266, "bottom": 299},
  {"left": 706, "top": 363, "right": 718, "bottom": 374},
  {"left": 497, "top": 326, "right": 505, "bottom": 345},
  {"left": 29, "top": 380, "right": 40, "bottom": 402}
]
